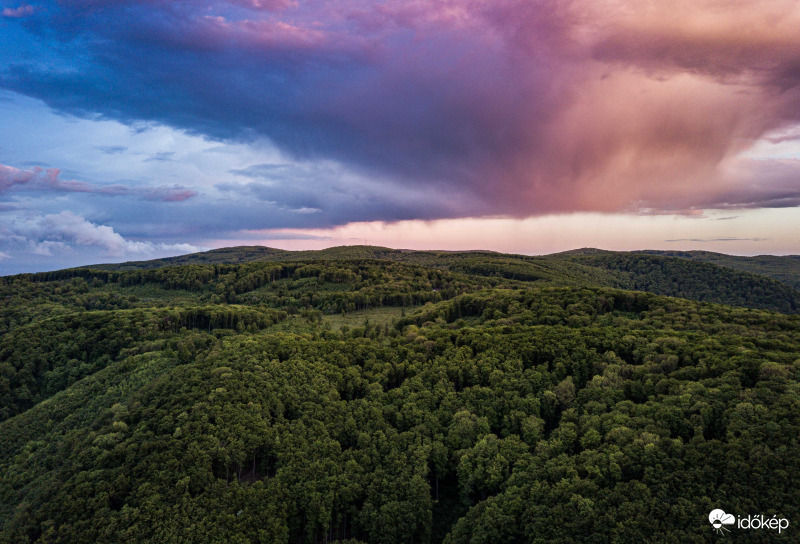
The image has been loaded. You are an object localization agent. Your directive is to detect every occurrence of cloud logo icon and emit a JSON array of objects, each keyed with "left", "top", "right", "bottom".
[{"left": 709, "top": 509, "right": 736, "bottom": 535}]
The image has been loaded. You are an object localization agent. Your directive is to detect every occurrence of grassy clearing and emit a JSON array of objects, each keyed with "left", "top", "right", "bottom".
[
  {"left": 324, "top": 305, "right": 418, "bottom": 331},
  {"left": 264, "top": 315, "right": 320, "bottom": 334}
]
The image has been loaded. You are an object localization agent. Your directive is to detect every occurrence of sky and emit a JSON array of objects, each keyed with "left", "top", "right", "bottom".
[{"left": 1, "top": 0, "right": 800, "bottom": 274}]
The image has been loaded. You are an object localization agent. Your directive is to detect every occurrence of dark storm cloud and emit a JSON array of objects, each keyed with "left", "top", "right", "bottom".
[{"left": 2, "top": 0, "right": 800, "bottom": 222}]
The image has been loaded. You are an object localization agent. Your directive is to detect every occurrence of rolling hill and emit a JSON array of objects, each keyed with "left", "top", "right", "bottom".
[
  {"left": 73, "top": 245, "right": 800, "bottom": 314},
  {"left": 638, "top": 250, "right": 800, "bottom": 290}
]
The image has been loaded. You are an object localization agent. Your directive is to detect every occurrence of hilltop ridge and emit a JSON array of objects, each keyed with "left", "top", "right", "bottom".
[{"left": 55, "top": 244, "right": 800, "bottom": 315}]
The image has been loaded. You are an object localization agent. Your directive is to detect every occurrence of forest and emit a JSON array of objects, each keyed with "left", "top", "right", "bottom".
[{"left": 1, "top": 246, "right": 799, "bottom": 543}]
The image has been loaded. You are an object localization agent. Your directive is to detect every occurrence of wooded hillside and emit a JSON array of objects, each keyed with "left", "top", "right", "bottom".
[{"left": 1, "top": 248, "right": 799, "bottom": 543}]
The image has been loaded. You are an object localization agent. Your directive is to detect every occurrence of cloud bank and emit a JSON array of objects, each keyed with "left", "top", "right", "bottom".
[
  {"left": 3, "top": 211, "right": 203, "bottom": 257},
  {"left": 1, "top": 0, "right": 800, "bottom": 222}
]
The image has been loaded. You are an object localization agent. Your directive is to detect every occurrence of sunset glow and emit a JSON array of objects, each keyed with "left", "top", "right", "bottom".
[{"left": 1, "top": 0, "right": 800, "bottom": 272}]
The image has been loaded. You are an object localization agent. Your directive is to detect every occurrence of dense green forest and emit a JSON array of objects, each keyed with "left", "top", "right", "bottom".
[
  {"left": 639, "top": 250, "right": 800, "bottom": 291},
  {"left": 1, "top": 247, "right": 799, "bottom": 542},
  {"left": 80, "top": 245, "right": 800, "bottom": 313}
]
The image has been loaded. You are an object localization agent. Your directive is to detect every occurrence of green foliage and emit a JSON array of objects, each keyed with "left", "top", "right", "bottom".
[
  {"left": 58, "top": 244, "right": 800, "bottom": 313},
  {"left": 0, "top": 306, "right": 284, "bottom": 421},
  {"left": 566, "top": 252, "right": 800, "bottom": 313},
  {"left": 2, "top": 250, "right": 800, "bottom": 542},
  {"left": 640, "top": 250, "right": 800, "bottom": 291}
]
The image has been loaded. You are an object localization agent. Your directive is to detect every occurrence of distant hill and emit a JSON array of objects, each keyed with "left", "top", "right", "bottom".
[
  {"left": 638, "top": 249, "right": 800, "bottom": 290},
  {"left": 559, "top": 251, "right": 800, "bottom": 314},
  {"left": 82, "top": 245, "right": 511, "bottom": 271},
  {"left": 82, "top": 245, "right": 289, "bottom": 269},
  {"left": 72, "top": 245, "right": 800, "bottom": 314}
]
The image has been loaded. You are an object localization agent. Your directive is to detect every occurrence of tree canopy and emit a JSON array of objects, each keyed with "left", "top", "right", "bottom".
[{"left": 1, "top": 250, "right": 799, "bottom": 542}]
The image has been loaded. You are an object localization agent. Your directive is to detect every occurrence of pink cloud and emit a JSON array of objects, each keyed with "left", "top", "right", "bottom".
[
  {"left": 231, "top": 0, "right": 296, "bottom": 11},
  {"left": 0, "top": 163, "right": 197, "bottom": 202},
  {"left": 287, "top": 0, "right": 800, "bottom": 215},
  {"left": 1, "top": 4, "right": 35, "bottom": 18},
  {"left": 208, "top": 17, "right": 330, "bottom": 49},
  {"left": 0, "top": 164, "right": 37, "bottom": 189},
  {"left": 140, "top": 186, "right": 198, "bottom": 202}
]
